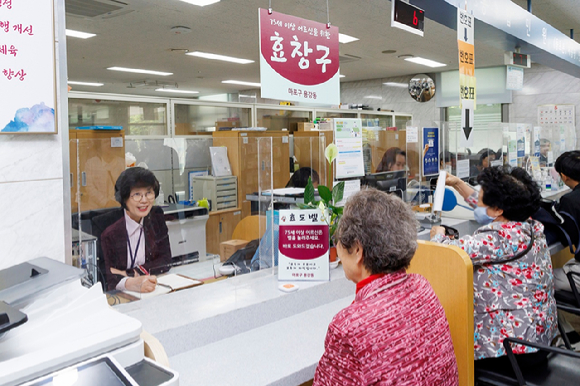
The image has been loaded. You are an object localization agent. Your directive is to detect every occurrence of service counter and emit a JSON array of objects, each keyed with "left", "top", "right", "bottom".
[{"left": 114, "top": 216, "right": 569, "bottom": 386}]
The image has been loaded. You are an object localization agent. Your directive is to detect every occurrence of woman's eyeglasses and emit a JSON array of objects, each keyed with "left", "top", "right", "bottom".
[{"left": 130, "top": 191, "right": 155, "bottom": 202}]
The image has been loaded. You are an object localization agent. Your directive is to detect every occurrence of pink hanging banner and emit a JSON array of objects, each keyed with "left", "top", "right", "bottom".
[{"left": 259, "top": 8, "right": 340, "bottom": 105}]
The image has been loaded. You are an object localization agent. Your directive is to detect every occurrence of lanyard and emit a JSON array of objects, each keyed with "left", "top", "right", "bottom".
[{"left": 127, "top": 226, "right": 143, "bottom": 269}]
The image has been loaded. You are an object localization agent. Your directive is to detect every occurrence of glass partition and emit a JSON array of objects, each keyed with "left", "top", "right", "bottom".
[
  {"left": 256, "top": 106, "right": 312, "bottom": 131},
  {"left": 173, "top": 102, "right": 252, "bottom": 135},
  {"left": 360, "top": 112, "right": 394, "bottom": 129},
  {"left": 395, "top": 114, "right": 412, "bottom": 130},
  {"left": 69, "top": 98, "right": 168, "bottom": 136}
]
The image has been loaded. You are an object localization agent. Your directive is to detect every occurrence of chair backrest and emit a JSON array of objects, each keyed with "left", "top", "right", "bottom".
[
  {"left": 232, "top": 215, "right": 267, "bottom": 241},
  {"left": 407, "top": 240, "right": 474, "bottom": 386}
]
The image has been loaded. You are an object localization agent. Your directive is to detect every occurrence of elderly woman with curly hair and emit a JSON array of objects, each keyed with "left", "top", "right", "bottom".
[
  {"left": 431, "top": 166, "right": 558, "bottom": 367},
  {"left": 314, "top": 189, "right": 458, "bottom": 386}
]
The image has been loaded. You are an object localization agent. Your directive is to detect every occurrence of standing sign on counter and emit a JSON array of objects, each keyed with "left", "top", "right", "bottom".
[
  {"left": 422, "top": 127, "right": 439, "bottom": 176},
  {"left": 278, "top": 209, "right": 329, "bottom": 281},
  {"left": 0, "top": 0, "right": 56, "bottom": 133},
  {"left": 334, "top": 118, "right": 365, "bottom": 179},
  {"left": 516, "top": 124, "right": 526, "bottom": 158},
  {"left": 508, "top": 140, "right": 518, "bottom": 167},
  {"left": 258, "top": 8, "right": 340, "bottom": 105}
]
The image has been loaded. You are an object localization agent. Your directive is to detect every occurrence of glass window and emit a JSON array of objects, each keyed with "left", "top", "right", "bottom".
[
  {"left": 256, "top": 107, "right": 312, "bottom": 131},
  {"left": 360, "top": 113, "right": 394, "bottom": 128},
  {"left": 68, "top": 99, "right": 168, "bottom": 136},
  {"left": 315, "top": 110, "right": 358, "bottom": 120},
  {"left": 174, "top": 103, "right": 251, "bottom": 135}
]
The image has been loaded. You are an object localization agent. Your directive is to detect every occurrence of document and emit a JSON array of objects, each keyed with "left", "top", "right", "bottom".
[{"left": 123, "top": 273, "right": 202, "bottom": 300}]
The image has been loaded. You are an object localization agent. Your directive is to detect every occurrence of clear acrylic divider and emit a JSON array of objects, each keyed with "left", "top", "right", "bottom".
[{"left": 256, "top": 137, "right": 275, "bottom": 274}]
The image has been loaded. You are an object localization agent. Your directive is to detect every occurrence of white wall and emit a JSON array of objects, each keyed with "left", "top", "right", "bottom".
[
  {"left": 340, "top": 75, "right": 439, "bottom": 124},
  {"left": 0, "top": 0, "right": 69, "bottom": 270},
  {"left": 509, "top": 63, "right": 580, "bottom": 149}
]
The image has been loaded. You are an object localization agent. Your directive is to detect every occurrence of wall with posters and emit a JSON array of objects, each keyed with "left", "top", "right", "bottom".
[
  {"left": 509, "top": 63, "right": 580, "bottom": 149},
  {"left": 0, "top": 0, "right": 69, "bottom": 269}
]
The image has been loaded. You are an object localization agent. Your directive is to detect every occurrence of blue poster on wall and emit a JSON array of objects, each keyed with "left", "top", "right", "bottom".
[{"left": 423, "top": 127, "right": 439, "bottom": 176}]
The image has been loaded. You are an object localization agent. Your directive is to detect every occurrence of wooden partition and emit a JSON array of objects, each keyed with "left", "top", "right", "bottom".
[{"left": 407, "top": 240, "right": 474, "bottom": 386}]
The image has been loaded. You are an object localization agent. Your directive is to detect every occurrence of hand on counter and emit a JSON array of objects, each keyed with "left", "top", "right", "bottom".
[
  {"left": 126, "top": 275, "right": 158, "bottom": 293},
  {"left": 430, "top": 226, "right": 446, "bottom": 239}
]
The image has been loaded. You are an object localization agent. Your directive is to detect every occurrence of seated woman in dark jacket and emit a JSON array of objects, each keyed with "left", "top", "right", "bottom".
[
  {"left": 101, "top": 167, "right": 171, "bottom": 293},
  {"left": 431, "top": 167, "right": 557, "bottom": 364},
  {"left": 314, "top": 189, "right": 458, "bottom": 385}
]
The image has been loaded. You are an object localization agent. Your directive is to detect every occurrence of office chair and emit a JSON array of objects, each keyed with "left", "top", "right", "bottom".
[{"left": 555, "top": 271, "right": 580, "bottom": 308}]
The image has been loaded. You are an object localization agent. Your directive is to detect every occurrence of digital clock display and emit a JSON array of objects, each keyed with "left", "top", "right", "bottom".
[
  {"left": 512, "top": 52, "right": 528, "bottom": 66},
  {"left": 392, "top": 0, "right": 425, "bottom": 36}
]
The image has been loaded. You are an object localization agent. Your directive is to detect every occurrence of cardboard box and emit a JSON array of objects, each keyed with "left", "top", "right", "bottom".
[
  {"left": 296, "top": 122, "right": 315, "bottom": 132},
  {"left": 220, "top": 239, "right": 249, "bottom": 262}
]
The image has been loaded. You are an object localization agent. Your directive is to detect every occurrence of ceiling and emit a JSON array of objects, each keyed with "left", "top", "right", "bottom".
[{"left": 65, "top": 0, "right": 580, "bottom": 99}]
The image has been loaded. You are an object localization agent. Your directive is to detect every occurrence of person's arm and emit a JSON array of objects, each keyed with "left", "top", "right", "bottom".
[
  {"left": 313, "top": 323, "right": 362, "bottom": 386},
  {"left": 102, "top": 232, "right": 124, "bottom": 292}
]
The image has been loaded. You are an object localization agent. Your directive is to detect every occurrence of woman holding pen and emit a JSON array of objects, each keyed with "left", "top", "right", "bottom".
[{"left": 101, "top": 167, "right": 172, "bottom": 293}]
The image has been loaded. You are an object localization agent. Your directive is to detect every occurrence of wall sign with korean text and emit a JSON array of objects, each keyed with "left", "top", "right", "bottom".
[
  {"left": 259, "top": 8, "right": 340, "bottom": 105},
  {"left": 0, "top": 0, "right": 56, "bottom": 134},
  {"left": 422, "top": 127, "right": 439, "bottom": 176},
  {"left": 457, "top": 8, "right": 476, "bottom": 107},
  {"left": 278, "top": 209, "right": 329, "bottom": 281}
]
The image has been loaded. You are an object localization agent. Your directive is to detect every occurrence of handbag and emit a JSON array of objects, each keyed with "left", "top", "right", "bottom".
[{"left": 532, "top": 199, "right": 580, "bottom": 257}]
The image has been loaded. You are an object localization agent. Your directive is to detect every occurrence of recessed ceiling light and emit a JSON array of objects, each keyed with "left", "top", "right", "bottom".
[
  {"left": 239, "top": 94, "right": 257, "bottom": 98},
  {"left": 156, "top": 88, "right": 199, "bottom": 94},
  {"left": 186, "top": 51, "right": 253, "bottom": 64},
  {"left": 180, "top": 0, "right": 220, "bottom": 6},
  {"left": 222, "top": 80, "right": 261, "bottom": 87},
  {"left": 339, "top": 74, "right": 345, "bottom": 78},
  {"left": 383, "top": 82, "right": 408, "bottom": 88},
  {"left": 338, "top": 33, "right": 359, "bottom": 44},
  {"left": 107, "top": 67, "right": 173, "bottom": 76},
  {"left": 364, "top": 96, "right": 382, "bottom": 100},
  {"left": 404, "top": 57, "right": 447, "bottom": 68},
  {"left": 67, "top": 81, "right": 103, "bottom": 87},
  {"left": 65, "top": 29, "right": 96, "bottom": 39},
  {"left": 382, "top": 50, "right": 397, "bottom": 54}
]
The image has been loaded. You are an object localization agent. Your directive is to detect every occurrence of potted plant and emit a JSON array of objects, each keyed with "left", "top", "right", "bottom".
[{"left": 297, "top": 144, "right": 344, "bottom": 262}]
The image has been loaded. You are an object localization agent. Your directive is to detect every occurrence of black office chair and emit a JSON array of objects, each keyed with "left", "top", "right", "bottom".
[
  {"left": 554, "top": 271, "right": 580, "bottom": 307},
  {"left": 475, "top": 337, "right": 580, "bottom": 386}
]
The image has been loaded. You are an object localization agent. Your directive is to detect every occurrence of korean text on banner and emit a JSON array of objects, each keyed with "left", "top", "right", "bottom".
[
  {"left": 278, "top": 209, "right": 330, "bottom": 281},
  {"left": 457, "top": 8, "right": 476, "bottom": 108},
  {"left": 0, "top": 0, "right": 57, "bottom": 134},
  {"left": 258, "top": 8, "right": 340, "bottom": 105}
]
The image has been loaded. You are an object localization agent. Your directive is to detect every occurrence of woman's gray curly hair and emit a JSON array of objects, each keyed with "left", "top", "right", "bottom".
[{"left": 335, "top": 188, "right": 418, "bottom": 274}]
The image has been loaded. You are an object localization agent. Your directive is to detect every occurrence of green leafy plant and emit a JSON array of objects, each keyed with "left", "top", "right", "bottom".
[{"left": 296, "top": 144, "right": 344, "bottom": 246}]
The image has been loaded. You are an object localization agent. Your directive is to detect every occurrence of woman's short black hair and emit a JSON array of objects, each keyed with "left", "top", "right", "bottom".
[
  {"left": 286, "top": 167, "right": 319, "bottom": 188},
  {"left": 114, "top": 167, "right": 160, "bottom": 208},
  {"left": 478, "top": 148, "right": 496, "bottom": 163},
  {"left": 477, "top": 166, "right": 540, "bottom": 222},
  {"left": 555, "top": 151, "right": 580, "bottom": 182}
]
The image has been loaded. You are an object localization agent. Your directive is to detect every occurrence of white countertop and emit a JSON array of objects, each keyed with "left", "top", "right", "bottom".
[{"left": 115, "top": 266, "right": 355, "bottom": 386}]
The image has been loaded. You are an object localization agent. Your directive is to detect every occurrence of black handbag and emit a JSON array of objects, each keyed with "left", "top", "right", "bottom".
[{"left": 532, "top": 199, "right": 580, "bottom": 257}]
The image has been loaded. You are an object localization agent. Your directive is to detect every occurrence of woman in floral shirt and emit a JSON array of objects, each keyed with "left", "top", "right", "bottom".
[{"left": 431, "top": 167, "right": 557, "bottom": 365}]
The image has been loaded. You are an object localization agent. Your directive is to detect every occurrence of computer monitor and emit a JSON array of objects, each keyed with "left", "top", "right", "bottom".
[{"left": 362, "top": 170, "right": 407, "bottom": 198}]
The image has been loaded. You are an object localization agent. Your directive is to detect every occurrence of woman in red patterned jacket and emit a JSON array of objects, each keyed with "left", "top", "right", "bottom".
[{"left": 314, "top": 189, "right": 458, "bottom": 386}]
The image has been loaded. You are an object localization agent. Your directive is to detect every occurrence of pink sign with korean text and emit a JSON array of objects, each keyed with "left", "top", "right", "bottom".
[
  {"left": 278, "top": 209, "right": 330, "bottom": 281},
  {"left": 0, "top": 0, "right": 56, "bottom": 134},
  {"left": 259, "top": 8, "right": 340, "bottom": 105}
]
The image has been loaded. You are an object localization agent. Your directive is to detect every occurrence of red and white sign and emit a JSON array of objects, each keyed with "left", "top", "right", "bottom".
[
  {"left": 259, "top": 8, "right": 340, "bottom": 105},
  {"left": 278, "top": 209, "right": 330, "bottom": 281}
]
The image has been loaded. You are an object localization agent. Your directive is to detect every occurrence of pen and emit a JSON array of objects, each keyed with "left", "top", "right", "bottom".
[{"left": 156, "top": 282, "right": 173, "bottom": 291}]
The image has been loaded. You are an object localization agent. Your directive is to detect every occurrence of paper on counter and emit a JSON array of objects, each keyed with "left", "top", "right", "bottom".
[{"left": 433, "top": 170, "right": 446, "bottom": 212}]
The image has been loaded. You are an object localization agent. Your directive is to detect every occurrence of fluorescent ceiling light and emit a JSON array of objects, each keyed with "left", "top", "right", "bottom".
[
  {"left": 364, "top": 96, "right": 382, "bottom": 100},
  {"left": 404, "top": 57, "right": 447, "bottom": 68},
  {"left": 383, "top": 82, "right": 408, "bottom": 88},
  {"left": 65, "top": 29, "right": 96, "bottom": 39},
  {"left": 67, "top": 81, "right": 103, "bottom": 87},
  {"left": 107, "top": 67, "right": 173, "bottom": 76},
  {"left": 187, "top": 51, "right": 253, "bottom": 64},
  {"left": 338, "top": 33, "right": 359, "bottom": 44},
  {"left": 156, "top": 88, "right": 199, "bottom": 94},
  {"left": 180, "top": 0, "right": 220, "bottom": 6},
  {"left": 239, "top": 94, "right": 257, "bottom": 98},
  {"left": 339, "top": 75, "right": 345, "bottom": 78},
  {"left": 222, "top": 80, "right": 261, "bottom": 87}
]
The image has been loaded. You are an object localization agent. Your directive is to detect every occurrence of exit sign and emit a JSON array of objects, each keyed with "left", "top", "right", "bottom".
[{"left": 391, "top": 0, "right": 425, "bottom": 37}]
